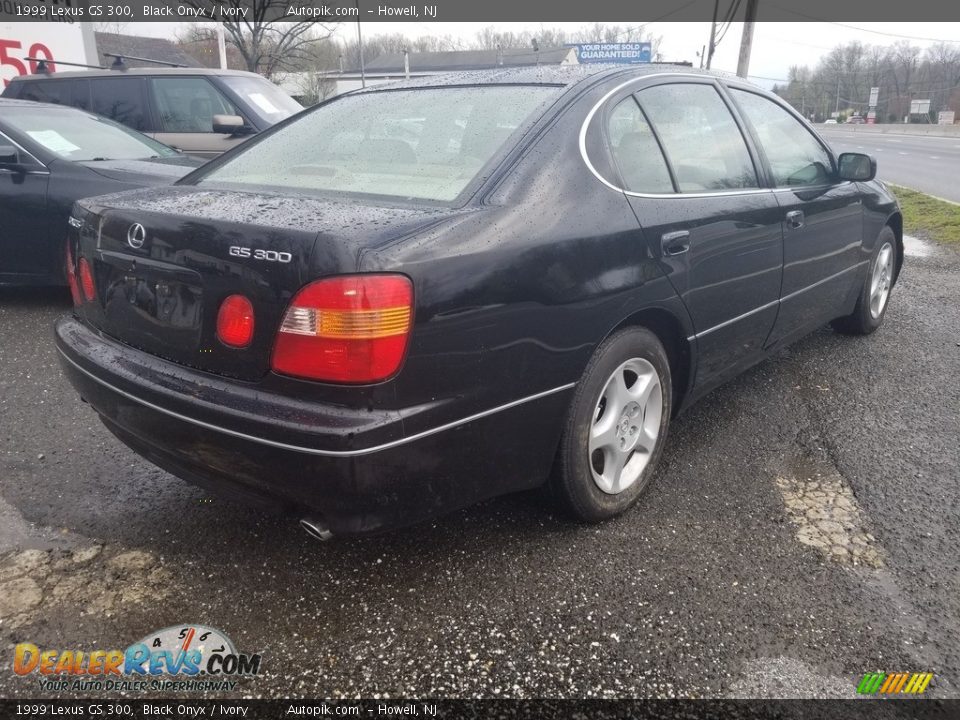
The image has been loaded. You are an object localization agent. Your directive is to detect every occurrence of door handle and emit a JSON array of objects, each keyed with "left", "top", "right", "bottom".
[
  {"left": 661, "top": 230, "right": 690, "bottom": 256},
  {"left": 786, "top": 210, "right": 805, "bottom": 229}
]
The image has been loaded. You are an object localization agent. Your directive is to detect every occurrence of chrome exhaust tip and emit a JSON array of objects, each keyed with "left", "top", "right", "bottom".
[{"left": 300, "top": 517, "right": 334, "bottom": 542}]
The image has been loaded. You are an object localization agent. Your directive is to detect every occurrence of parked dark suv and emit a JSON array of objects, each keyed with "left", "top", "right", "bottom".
[
  {"left": 56, "top": 66, "right": 902, "bottom": 539},
  {"left": 2, "top": 68, "right": 302, "bottom": 159}
]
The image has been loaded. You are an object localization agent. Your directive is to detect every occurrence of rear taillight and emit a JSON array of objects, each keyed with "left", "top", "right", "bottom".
[
  {"left": 78, "top": 257, "right": 96, "bottom": 302},
  {"left": 217, "top": 295, "right": 255, "bottom": 348},
  {"left": 271, "top": 274, "right": 413, "bottom": 383},
  {"left": 65, "top": 243, "right": 82, "bottom": 306}
]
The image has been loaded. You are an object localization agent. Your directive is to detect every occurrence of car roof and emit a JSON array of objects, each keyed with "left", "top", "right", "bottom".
[
  {"left": 354, "top": 64, "right": 731, "bottom": 92},
  {"left": 6, "top": 67, "right": 264, "bottom": 82}
]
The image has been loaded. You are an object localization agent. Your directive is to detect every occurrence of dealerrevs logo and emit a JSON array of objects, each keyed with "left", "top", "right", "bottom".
[{"left": 14, "top": 624, "right": 262, "bottom": 693}]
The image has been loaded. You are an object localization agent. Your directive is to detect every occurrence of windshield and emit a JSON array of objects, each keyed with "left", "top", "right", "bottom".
[
  {"left": 219, "top": 75, "right": 303, "bottom": 125},
  {"left": 195, "top": 86, "right": 558, "bottom": 202},
  {"left": 5, "top": 108, "right": 179, "bottom": 162}
]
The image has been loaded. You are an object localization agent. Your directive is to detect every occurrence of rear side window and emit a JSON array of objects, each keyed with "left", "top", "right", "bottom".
[
  {"left": 637, "top": 83, "right": 758, "bottom": 193},
  {"left": 17, "top": 80, "right": 70, "bottom": 105},
  {"left": 10, "top": 79, "right": 89, "bottom": 110},
  {"left": 607, "top": 96, "right": 674, "bottom": 193},
  {"left": 730, "top": 89, "right": 834, "bottom": 187},
  {"left": 91, "top": 78, "right": 148, "bottom": 131},
  {"left": 150, "top": 77, "right": 240, "bottom": 133}
]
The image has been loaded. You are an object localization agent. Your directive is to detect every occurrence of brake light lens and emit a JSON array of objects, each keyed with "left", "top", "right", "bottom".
[
  {"left": 272, "top": 275, "right": 413, "bottom": 383},
  {"left": 78, "top": 257, "right": 96, "bottom": 302},
  {"left": 65, "top": 243, "right": 82, "bottom": 306},
  {"left": 217, "top": 295, "right": 255, "bottom": 348}
]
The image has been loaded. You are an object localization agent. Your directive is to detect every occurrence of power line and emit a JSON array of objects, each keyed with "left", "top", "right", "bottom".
[{"left": 765, "top": 5, "right": 960, "bottom": 44}]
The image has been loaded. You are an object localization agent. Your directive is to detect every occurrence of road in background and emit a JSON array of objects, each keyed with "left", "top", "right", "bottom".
[{"left": 818, "top": 126, "right": 960, "bottom": 202}]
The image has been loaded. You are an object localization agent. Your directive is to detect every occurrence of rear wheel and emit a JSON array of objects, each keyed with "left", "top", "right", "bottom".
[
  {"left": 553, "top": 327, "right": 672, "bottom": 522},
  {"left": 832, "top": 226, "right": 897, "bottom": 335}
]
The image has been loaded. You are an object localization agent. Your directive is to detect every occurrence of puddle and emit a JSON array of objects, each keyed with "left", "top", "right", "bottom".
[{"left": 902, "top": 234, "right": 936, "bottom": 257}]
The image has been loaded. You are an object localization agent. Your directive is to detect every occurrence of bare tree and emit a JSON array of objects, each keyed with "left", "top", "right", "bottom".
[
  {"left": 93, "top": 22, "right": 129, "bottom": 36},
  {"left": 775, "top": 39, "right": 960, "bottom": 123},
  {"left": 187, "top": 1, "right": 339, "bottom": 77}
]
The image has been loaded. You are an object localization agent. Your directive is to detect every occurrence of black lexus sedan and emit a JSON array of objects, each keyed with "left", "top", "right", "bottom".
[
  {"left": 55, "top": 66, "right": 902, "bottom": 538},
  {"left": 0, "top": 99, "right": 202, "bottom": 287}
]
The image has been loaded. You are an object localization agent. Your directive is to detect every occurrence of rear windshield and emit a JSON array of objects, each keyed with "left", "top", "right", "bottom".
[
  {"left": 194, "top": 86, "right": 559, "bottom": 202},
  {"left": 3, "top": 107, "right": 179, "bottom": 162}
]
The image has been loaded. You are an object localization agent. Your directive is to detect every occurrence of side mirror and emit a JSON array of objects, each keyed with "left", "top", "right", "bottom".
[
  {"left": 0, "top": 145, "right": 19, "bottom": 166},
  {"left": 212, "top": 114, "right": 251, "bottom": 135},
  {"left": 837, "top": 152, "right": 876, "bottom": 182}
]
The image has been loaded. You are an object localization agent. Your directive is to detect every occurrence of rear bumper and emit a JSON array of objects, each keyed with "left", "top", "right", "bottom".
[{"left": 55, "top": 315, "right": 572, "bottom": 535}]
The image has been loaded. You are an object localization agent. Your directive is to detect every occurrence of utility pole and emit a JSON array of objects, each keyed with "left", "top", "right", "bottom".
[
  {"left": 216, "top": 24, "right": 227, "bottom": 69},
  {"left": 835, "top": 75, "right": 841, "bottom": 115},
  {"left": 355, "top": 0, "right": 365, "bottom": 88},
  {"left": 736, "top": 0, "right": 759, "bottom": 78},
  {"left": 706, "top": 0, "right": 718, "bottom": 69}
]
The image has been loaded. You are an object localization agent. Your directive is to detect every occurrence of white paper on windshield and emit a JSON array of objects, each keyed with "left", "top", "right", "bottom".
[
  {"left": 247, "top": 93, "right": 280, "bottom": 115},
  {"left": 26, "top": 130, "right": 81, "bottom": 156}
]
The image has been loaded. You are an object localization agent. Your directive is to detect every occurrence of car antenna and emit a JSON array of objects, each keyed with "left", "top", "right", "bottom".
[
  {"left": 103, "top": 53, "right": 188, "bottom": 71},
  {"left": 24, "top": 58, "right": 107, "bottom": 74}
]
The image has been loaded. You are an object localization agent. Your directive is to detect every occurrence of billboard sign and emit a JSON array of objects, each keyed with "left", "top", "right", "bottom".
[
  {"left": 868, "top": 86, "right": 879, "bottom": 107},
  {"left": 573, "top": 43, "right": 652, "bottom": 64},
  {"left": 0, "top": 22, "right": 97, "bottom": 88},
  {"left": 910, "top": 99, "right": 931, "bottom": 115}
]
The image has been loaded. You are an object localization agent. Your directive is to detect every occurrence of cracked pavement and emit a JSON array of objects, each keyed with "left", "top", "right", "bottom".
[{"left": 0, "top": 234, "right": 957, "bottom": 699}]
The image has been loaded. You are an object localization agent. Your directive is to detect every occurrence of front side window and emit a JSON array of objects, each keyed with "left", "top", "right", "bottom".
[
  {"left": 90, "top": 78, "right": 147, "bottom": 131},
  {"left": 606, "top": 96, "right": 674, "bottom": 193},
  {"left": 151, "top": 77, "right": 240, "bottom": 133},
  {"left": 0, "top": 130, "right": 42, "bottom": 167},
  {"left": 637, "top": 83, "right": 758, "bottom": 193},
  {"left": 196, "top": 86, "right": 559, "bottom": 202},
  {"left": 730, "top": 88, "right": 834, "bottom": 187}
]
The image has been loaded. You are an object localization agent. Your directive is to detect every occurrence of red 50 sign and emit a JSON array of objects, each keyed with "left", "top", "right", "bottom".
[{"left": 1, "top": 38, "right": 57, "bottom": 87}]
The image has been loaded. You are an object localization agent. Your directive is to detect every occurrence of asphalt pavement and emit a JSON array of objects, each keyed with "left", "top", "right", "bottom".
[
  {"left": 819, "top": 126, "right": 960, "bottom": 202},
  {"left": 1, "top": 234, "right": 958, "bottom": 699}
]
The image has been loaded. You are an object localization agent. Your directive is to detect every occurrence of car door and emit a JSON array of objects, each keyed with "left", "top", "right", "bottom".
[
  {"left": 0, "top": 131, "right": 52, "bottom": 281},
  {"left": 610, "top": 80, "right": 784, "bottom": 387},
  {"left": 148, "top": 77, "right": 250, "bottom": 158},
  {"left": 727, "top": 86, "right": 864, "bottom": 345}
]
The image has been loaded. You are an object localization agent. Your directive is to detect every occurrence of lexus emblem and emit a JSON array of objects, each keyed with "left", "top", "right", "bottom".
[{"left": 127, "top": 223, "right": 146, "bottom": 249}]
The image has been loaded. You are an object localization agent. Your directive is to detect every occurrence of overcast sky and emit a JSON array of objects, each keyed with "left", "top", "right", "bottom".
[{"left": 131, "top": 22, "right": 960, "bottom": 88}]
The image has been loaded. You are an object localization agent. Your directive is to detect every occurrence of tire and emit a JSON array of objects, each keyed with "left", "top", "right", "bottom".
[
  {"left": 553, "top": 327, "right": 672, "bottom": 522},
  {"left": 832, "top": 226, "right": 897, "bottom": 335}
]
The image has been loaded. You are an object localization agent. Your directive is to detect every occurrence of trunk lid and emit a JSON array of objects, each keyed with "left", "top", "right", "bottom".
[{"left": 72, "top": 186, "right": 448, "bottom": 380}]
